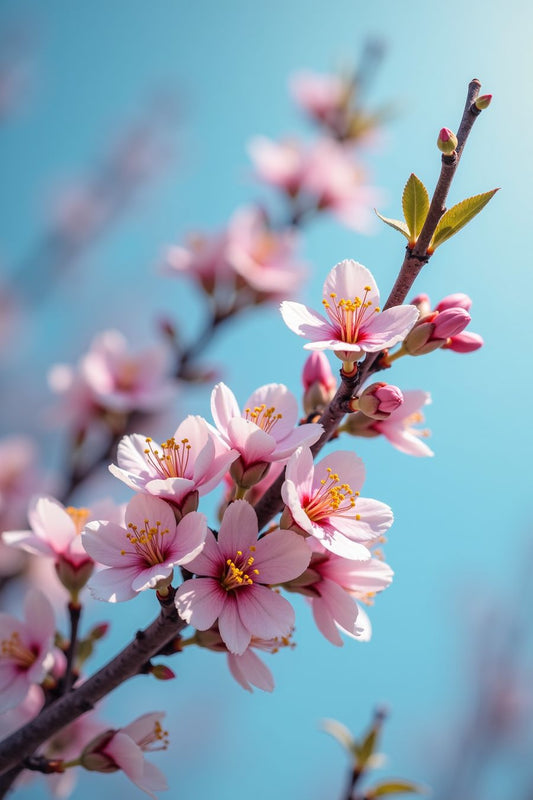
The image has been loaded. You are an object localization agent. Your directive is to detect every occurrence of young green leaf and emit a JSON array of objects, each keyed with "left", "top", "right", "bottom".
[
  {"left": 402, "top": 174, "right": 429, "bottom": 243},
  {"left": 365, "top": 779, "right": 429, "bottom": 797},
  {"left": 428, "top": 188, "right": 499, "bottom": 252},
  {"left": 374, "top": 210, "right": 410, "bottom": 239}
]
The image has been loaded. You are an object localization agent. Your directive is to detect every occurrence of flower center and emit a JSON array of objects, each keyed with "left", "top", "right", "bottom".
[
  {"left": 66, "top": 506, "right": 91, "bottom": 535},
  {"left": 220, "top": 547, "right": 259, "bottom": 592},
  {"left": 138, "top": 720, "right": 170, "bottom": 752},
  {"left": 322, "top": 287, "right": 380, "bottom": 343},
  {"left": 304, "top": 467, "right": 360, "bottom": 522},
  {"left": 404, "top": 412, "right": 430, "bottom": 439},
  {"left": 114, "top": 360, "right": 139, "bottom": 391},
  {"left": 243, "top": 404, "right": 282, "bottom": 434},
  {"left": 0, "top": 631, "right": 37, "bottom": 670},
  {"left": 143, "top": 437, "right": 192, "bottom": 479},
  {"left": 121, "top": 518, "right": 170, "bottom": 565}
]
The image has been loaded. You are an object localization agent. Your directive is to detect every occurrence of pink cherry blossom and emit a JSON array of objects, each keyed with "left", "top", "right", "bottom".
[
  {"left": 109, "top": 415, "right": 238, "bottom": 509},
  {"left": 281, "top": 447, "right": 393, "bottom": 560},
  {"left": 211, "top": 382, "right": 322, "bottom": 484},
  {"left": 372, "top": 390, "right": 433, "bottom": 457},
  {"left": 357, "top": 382, "right": 404, "bottom": 420},
  {"left": 290, "top": 70, "right": 346, "bottom": 122},
  {"left": 301, "top": 352, "right": 337, "bottom": 415},
  {"left": 0, "top": 590, "right": 55, "bottom": 712},
  {"left": 3, "top": 496, "right": 122, "bottom": 595},
  {"left": 286, "top": 544, "right": 393, "bottom": 646},
  {"left": 82, "top": 494, "right": 206, "bottom": 602},
  {"left": 248, "top": 137, "right": 306, "bottom": 195},
  {"left": 225, "top": 206, "right": 307, "bottom": 298},
  {"left": 409, "top": 291, "right": 483, "bottom": 354},
  {"left": 175, "top": 500, "right": 310, "bottom": 654},
  {"left": 164, "top": 229, "right": 233, "bottom": 295},
  {"left": 81, "top": 712, "right": 168, "bottom": 799},
  {"left": 281, "top": 260, "right": 418, "bottom": 364}
]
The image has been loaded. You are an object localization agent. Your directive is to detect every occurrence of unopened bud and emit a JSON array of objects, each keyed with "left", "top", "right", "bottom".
[
  {"left": 409, "top": 293, "right": 431, "bottom": 317},
  {"left": 81, "top": 731, "right": 118, "bottom": 773},
  {"left": 302, "top": 352, "right": 337, "bottom": 414},
  {"left": 89, "top": 622, "right": 110, "bottom": 641},
  {"left": 474, "top": 94, "right": 492, "bottom": 110},
  {"left": 437, "top": 127, "right": 458, "bottom": 155},
  {"left": 442, "top": 331, "right": 484, "bottom": 353},
  {"left": 404, "top": 308, "right": 470, "bottom": 355},
  {"left": 435, "top": 292, "right": 472, "bottom": 312},
  {"left": 432, "top": 307, "right": 471, "bottom": 339},
  {"left": 151, "top": 664, "right": 176, "bottom": 681},
  {"left": 357, "top": 383, "right": 404, "bottom": 420}
]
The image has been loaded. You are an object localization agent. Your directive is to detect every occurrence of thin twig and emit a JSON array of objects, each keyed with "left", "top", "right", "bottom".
[{"left": 62, "top": 602, "right": 82, "bottom": 693}]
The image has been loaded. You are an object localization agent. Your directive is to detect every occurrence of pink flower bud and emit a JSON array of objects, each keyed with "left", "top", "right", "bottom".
[
  {"left": 89, "top": 622, "right": 110, "bottom": 641},
  {"left": 474, "top": 94, "right": 492, "bottom": 110},
  {"left": 230, "top": 457, "right": 271, "bottom": 490},
  {"left": 358, "top": 382, "right": 404, "bottom": 420},
  {"left": 442, "top": 331, "right": 484, "bottom": 353},
  {"left": 432, "top": 307, "right": 471, "bottom": 339},
  {"left": 409, "top": 293, "right": 431, "bottom": 316},
  {"left": 302, "top": 352, "right": 337, "bottom": 414},
  {"left": 437, "top": 127, "right": 458, "bottom": 155},
  {"left": 435, "top": 292, "right": 472, "bottom": 312}
]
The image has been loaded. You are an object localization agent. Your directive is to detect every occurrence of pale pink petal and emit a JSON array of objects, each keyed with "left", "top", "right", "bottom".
[
  {"left": 126, "top": 494, "right": 176, "bottom": 534},
  {"left": 313, "top": 450, "right": 365, "bottom": 490},
  {"left": 184, "top": 528, "right": 223, "bottom": 577},
  {"left": 23, "top": 590, "right": 55, "bottom": 644},
  {"left": 313, "top": 524, "right": 372, "bottom": 560},
  {"left": 332, "top": 498, "right": 393, "bottom": 542},
  {"left": 323, "top": 260, "right": 379, "bottom": 308},
  {"left": 105, "top": 732, "right": 144, "bottom": 782},
  {"left": 217, "top": 500, "right": 258, "bottom": 555},
  {"left": 361, "top": 305, "right": 419, "bottom": 349},
  {"left": 227, "top": 649, "right": 274, "bottom": 693},
  {"left": 280, "top": 301, "right": 333, "bottom": 340},
  {"left": 271, "top": 423, "right": 323, "bottom": 460},
  {"left": 218, "top": 597, "right": 251, "bottom": 654},
  {"left": 0, "top": 672, "right": 32, "bottom": 713},
  {"left": 131, "top": 564, "right": 173, "bottom": 592},
  {"left": 82, "top": 521, "right": 139, "bottom": 567},
  {"left": 211, "top": 383, "right": 241, "bottom": 433},
  {"left": 115, "top": 434, "right": 154, "bottom": 477},
  {"left": 254, "top": 530, "right": 310, "bottom": 584},
  {"left": 144, "top": 477, "right": 196, "bottom": 502},
  {"left": 121, "top": 712, "right": 164, "bottom": 743},
  {"left": 108, "top": 463, "right": 149, "bottom": 494},
  {"left": 244, "top": 383, "right": 299, "bottom": 438},
  {"left": 2, "top": 530, "right": 55, "bottom": 558},
  {"left": 88, "top": 567, "right": 139, "bottom": 602},
  {"left": 312, "top": 599, "right": 344, "bottom": 646},
  {"left": 285, "top": 446, "right": 313, "bottom": 497},
  {"left": 237, "top": 585, "right": 294, "bottom": 641},
  {"left": 226, "top": 418, "right": 276, "bottom": 462},
  {"left": 138, "top": 760, "right": 169, "bottom": 796},
  {"left": 169, "top": 511, "right": 207, "bottom": 565},
  {"left": 380, "top": 427, "right": 434, "bottom": 457},
  {"left": 316, "top": 577, "right": 360, "bottom": 633},
  {"left": 28, "top": 496, "right": 75, "bottom": 552},
  {"left": 174, "top": 578, "right": 225, "bottom": 629},
  {"left": 390, "top": 390, "right": 431, "bottom": 420}
]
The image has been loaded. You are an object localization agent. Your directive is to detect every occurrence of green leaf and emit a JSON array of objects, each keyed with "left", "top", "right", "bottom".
[
  {"left": 366, "top": 779, "right": 429, "bottom": 797},
  {"left": 374, "top": 209, "right": 410, "bottom": 239},
  {"left": 402, "top": 173, "right": 429, "bottom": 241},
  {"left": 321, "top": 719, "right": 357, "bottom": 756},
  {"left": 428, "top": 188, "right": 499, "bottom": 252}
]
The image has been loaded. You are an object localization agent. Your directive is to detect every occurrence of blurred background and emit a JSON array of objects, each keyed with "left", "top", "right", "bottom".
[{"left": 1, "top": 0, "right": 532, "bottom": 798}]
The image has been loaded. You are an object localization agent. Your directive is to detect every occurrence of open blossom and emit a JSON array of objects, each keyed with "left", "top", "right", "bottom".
[
  {"left": 285, "top": 543, "right": 393, "bottom": 646},
  {"left": 164, "top": 229, "right": 232, "bottom": 295},
  {"left": 175, "top": 500, "right": 310, "bottom": 654},
  {"left": 109, "top": 415, "right": 238, "bottom": 509},
  {"left": 290, "top": 70, "right": 347, "bottom": 123},
  {"left": 281, "top": 260, "right": 418, "bottom": 364},
  {"left": 281, "top": 447, "right": 393, "bottom": 560},
  {"left": 211, "top": 382, "right": 322, "bottom": 487},
  {"left": 83, "top": 494, "right": 206, "bottom": 602},
  {"left": 372, "top": 390, "right": 433, "bottom": 457},
  {"left": 3, "top": 496, "right": 122, "bottom": 594},
  {"left": 0, "top": 590, "right": 55, "bottom": 712},
  {"left": 225, "top": 206, "right": 307, "bottom": 298},
  {"left": 50, "top": 330, "right": 177, "bottom": 422},
  {"left": 81, "top": 712, "right": 168, "bottom": 799}
]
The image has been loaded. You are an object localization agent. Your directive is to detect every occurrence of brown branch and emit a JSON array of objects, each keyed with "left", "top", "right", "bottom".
[
  {"left": 254, "top": 78, "right": 487, "bottom": 532},
  {"left": 0, "top": 592, "right": 184, "bottom": 781}
]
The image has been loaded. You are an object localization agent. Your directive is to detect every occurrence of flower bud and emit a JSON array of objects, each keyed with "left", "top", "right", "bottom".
[
  {"left": 435, "top": 292, "right": 472, "bottom": 312},
  {"left": 409, "top": 293, "right": 431, "bottom": 317},
  {"left": 404, "top": 308, "right": 470, "bottom": 355},
  {"left": 432, "top": 307, "right": 470, "bottom": 339},
  {"left": 357, "top": 383, "right": 404, "bottom": 420},
  {"left": 437, "top": 127, "right": 458, "bottom": 155},
  {"left": 302, "top": 352, "right": 337, "bottom": 414},
  {"left": 89, "top": 622, "right": 110, "bottom": 641},
  {"left": 474, "top": 94, "right": 492, "bottom": 110},
  {"left": 151, "top": 664, "right": 176, "bottom": 681},
  {"left": 442, "top": 331, "right": 484, "bottom": 353}
]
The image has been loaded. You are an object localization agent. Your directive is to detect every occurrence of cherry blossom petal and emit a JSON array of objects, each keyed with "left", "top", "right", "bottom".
[
  {"left": 323, "top": 260, "right": 379, "bottom": 308},
  {"left": 126, "top": 494, "right": 176, "bottom": 534},
  {"left": 23, "top": 590, "right": 54, "bottom": 644},
  {"left": 174, "top": 578, "right": 225, "bottom": 629},
  {"left": 280, "top": 301, "right": 332, "bottom": 340},
  {"left": 105, "top": 732, "right": 145, "bottom": 782},
  {"left": 217, "top": 500, "right": 259, "bottom": 555},
  {"left": 237, "top": 585, "right": 295, "bottom": 641},
  {"left": 131, "top": 564, "right": 174, "bottom": 593},
  {"left": 332, "top": 498, "right": 393, "bottom": 542},
  {"left": 361, "top": 304, "right": 419, "bottom": 349},
  {"left": 211, "top": 383, "right": 241, "bottom": 433},
  {"left": 82, "top": 521, "right": 139, "bottom": 568},
  {"left": 2, "top": 530, "right": 55, "bottom": 558},
  {"left": 271, "top": 424, "right": 322, "bottom": 460},
  {"left": 28, "top": 496, "right": 75, "bottom": 552},
  {"left": 218, "top": 597, "right": 251, "bottom": 654},
  {"left": 227, "top": 649, "right": 274, "bottom": 693},
  {"left": 244, "top": 383, "right": 299, "bottom": 439},
  {"left": 184, "top": 529, "right": 223, "bottom": 577},
  {"left": 254, "top": 531, "right": 310, "bottom": 584},
  {"left": 169, "top": 511, "right": 207, "bottom": 565},
  {"left": 285, "top": 446, "right": 314, "bottom": 496},
  {"left": 88, "top": 567, "right": 139, "bottom": 602},
  {"left": 139, "top": 760, "right": 169, "bottom": 796},
  {"left": 226, "top": 418, "right": 276, "bottom": 462}
]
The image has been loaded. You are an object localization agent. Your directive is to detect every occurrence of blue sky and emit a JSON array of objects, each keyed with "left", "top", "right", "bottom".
[{"left": 1, "top": 1, "right": 532, "bottom": 798}]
